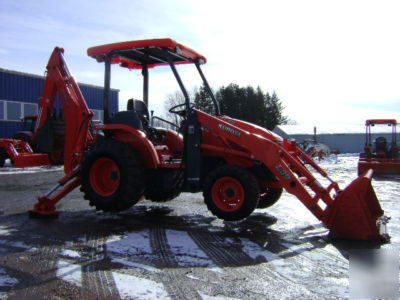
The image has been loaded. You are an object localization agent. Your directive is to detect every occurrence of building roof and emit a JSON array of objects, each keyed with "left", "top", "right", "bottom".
[
  {"left": 276, "top": 124, "right": 396, "bottom": 135},
  {"left": 0, "top": 67, "right": 119, "bottom": 91}
]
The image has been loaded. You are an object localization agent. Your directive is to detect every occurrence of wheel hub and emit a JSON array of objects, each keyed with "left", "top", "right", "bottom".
[
  {"left": 211, "top": 176, "right": 245, "bottom": 212},
  {"left": 110, "top": 171, "right": 119, "bottom": 182},
  {"left": 89, "top": 157, "right": 121, "bottom": 196},
  {"left": 225, "top": 188, "right": 235, "bottom": 198}
]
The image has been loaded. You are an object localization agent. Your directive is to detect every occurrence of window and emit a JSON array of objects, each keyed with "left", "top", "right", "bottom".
[
  {"left": 0, "top": 100, "right": 4, "bottom": 120},
  {"left": 23, "top": 103, "right": 38, "bottom": 116},
  {"left": 0, "top": 101, "right": 38, "bottom": 121},
  {"left": 92, "top": 109, "right": 104, "bottom": 121},
  {"left": 6, "top": 102, "right": 21, "bottom": 121}
]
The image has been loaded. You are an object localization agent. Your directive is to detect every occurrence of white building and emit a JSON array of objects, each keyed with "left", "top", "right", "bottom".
[{"left": 273, "top": 124, "right": 397, "bottom": 154}]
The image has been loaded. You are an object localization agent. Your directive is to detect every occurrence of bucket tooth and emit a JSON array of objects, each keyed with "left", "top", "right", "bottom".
[{"left": 323, "top": 169, "right": 387, "bottom": 241}]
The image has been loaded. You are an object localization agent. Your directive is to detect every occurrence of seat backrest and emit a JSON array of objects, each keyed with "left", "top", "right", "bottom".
[
  {"left": 108, "top": 111, "right": 143, "bottom": 130},
  {"left": 375, "top": 136, "right": 388, "bottom": 153},
  {"left": 127, "top": 99, "right": 150, "bottom": 128}
]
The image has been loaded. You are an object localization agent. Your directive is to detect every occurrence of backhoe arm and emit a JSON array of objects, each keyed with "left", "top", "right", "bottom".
[
  {"left": 30, "top": 48, "right": 94, "bottom": 217},
  {"left": 36, "top": 47, "right": 93, "bottom": 174}
]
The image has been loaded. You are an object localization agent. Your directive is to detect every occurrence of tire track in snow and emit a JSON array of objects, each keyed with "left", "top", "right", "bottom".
[
  {"left": 188, "top": 231, "right": 317, "bottom": 299},
  {"left": 6, "top": 245, "right": 65, "bottom": 299},
  {"left": 150, "top": 226, "right": 202, "bottom": 300},
  {"left": 81, "top": 235, "right": 119, "bottom": 298}
]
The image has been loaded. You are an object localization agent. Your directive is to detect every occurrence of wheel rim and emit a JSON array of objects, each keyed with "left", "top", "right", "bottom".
[
  {"left": 89, "top": 157, "right": 120, "bottom": 196},
  {"left": 211, "top": 177, "right": 245, "bottom": 212}
]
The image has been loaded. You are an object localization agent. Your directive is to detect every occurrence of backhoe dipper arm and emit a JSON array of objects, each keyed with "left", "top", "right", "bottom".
[
  {"left": 30, "top": 48, "right": 94, "bottom": 217},
  {"left": 36, "top": 47, "right": 93, "bottom": 174}
]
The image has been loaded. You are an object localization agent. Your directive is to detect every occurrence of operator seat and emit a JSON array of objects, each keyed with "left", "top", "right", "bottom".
[
  {"left": 374, "top": 136, "right": 388, "bottom": 157},
  {"left": 126, "top": 99, "right": 165, "bottom": 143},
  {"left": 130, "top": 99, "right": 150, "bottom": 129},
  {"left": 108, "top": 99, "right": 143, "bottom": 130}
]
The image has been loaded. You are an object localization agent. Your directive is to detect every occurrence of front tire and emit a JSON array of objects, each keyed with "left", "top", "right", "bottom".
[
  {"left": 80, "top": 140, "right": 145, "bottom": 212},
  {"left": 257, "top": 188, "right": 283, "bottom": 208},
  {"left": 203, "top": 165, "right": 260, "bottom": 221}
]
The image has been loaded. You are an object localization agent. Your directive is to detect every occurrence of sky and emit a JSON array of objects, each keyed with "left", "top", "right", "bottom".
[{"left": 0, "top": 0, "right": 399, "bottom": 126}]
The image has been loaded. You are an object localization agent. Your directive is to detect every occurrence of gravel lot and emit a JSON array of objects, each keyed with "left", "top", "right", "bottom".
[{"left": 0, "top": 155, "right": 398, "bottom": 299}]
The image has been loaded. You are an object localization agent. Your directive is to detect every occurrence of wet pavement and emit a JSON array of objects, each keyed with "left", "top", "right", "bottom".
[{"left": 0, "top": 155, "right": 398, "bottom": 299}]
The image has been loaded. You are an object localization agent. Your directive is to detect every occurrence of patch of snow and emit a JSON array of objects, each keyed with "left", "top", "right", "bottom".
[
  {"left": 322, "top": 277, "right": 349, "bottom": 297},
  {"left": 56, "top": 260, "right": 82, "bottom": 287},
  {"left": 0, "top": 226, "right": 13, "bottom": 236},
  {"left": 112, "top": 272, "right": 170, "bottom": 300},
  {"left": 60, "top": 249, "right": 81, "bottom": 258},
  {"left": 77, "top": 235, "right": 87, "bottom": 242},
  {"left": 0, "top": 239, "right": 31, "bottom": 249},
  {"left": 239, "top": 238, "right": 280, "bottom": 262},
  {"left": 0, "top": 268, "right": 18, "bottom": 286},
  {"left": 186, "top": 274, "right": 200, "bottom": 280},
  {"left": 267, "top": 257, "right": 312, "bottom": 282},
  {"left": 0, "top": 268, "right": 18, "bottom": 297},
  {"left": 199, "top": 292, "right": 240, "bottom": 300},
  {"left": 280, "top": 242, "right": 315, "bottom": 256},
  {"left": 0, "top": 165, "right": 62, "bottom": 174},
  {"left": 166, "top": 230, "right": 212, "bottom": 267},
  {"left": 207, "top": 267, "right": 224, "bottom": 274},
  {"left": 106, "top": 231, "right": 152, "bottom": 256},
  {"left": 111, "top": 258, "right": 160, "bottom": 273}
]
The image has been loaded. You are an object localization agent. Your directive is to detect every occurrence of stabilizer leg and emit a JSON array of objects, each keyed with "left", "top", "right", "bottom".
[{"left": 29, "top": 169, "right": 81, "bottom": 218}]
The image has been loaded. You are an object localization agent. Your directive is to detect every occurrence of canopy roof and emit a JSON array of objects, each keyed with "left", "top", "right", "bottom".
[
  {"left": 87, "top": 38, "right": 206, "bottom": 69},
  {"left": 365, "top": 119, "right": 397, "bottom": 126}
]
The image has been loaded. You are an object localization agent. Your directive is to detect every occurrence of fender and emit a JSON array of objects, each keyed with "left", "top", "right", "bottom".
[{"left": 94, "top": 124, "right": 160, "bottom": 169}]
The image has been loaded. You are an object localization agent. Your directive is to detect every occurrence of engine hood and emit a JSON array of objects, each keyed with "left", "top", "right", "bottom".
[{"left": 219, "top": 116, "right": 283, "bottom": 143}]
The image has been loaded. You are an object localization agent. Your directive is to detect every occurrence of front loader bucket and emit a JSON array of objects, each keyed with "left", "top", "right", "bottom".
[{"left": 323, "top": 169, "right": 387, "bottom": 241}]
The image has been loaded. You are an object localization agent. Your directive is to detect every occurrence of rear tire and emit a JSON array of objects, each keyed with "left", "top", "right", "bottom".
[
  {"left": 203, "top": 165, "right": 259, "bottom": 221},
  {"left": 257, "top": 188, "right": 283, "bottom": 208},
  {"left": 80, "top": 140, "right": 145, "bottom": 212}
]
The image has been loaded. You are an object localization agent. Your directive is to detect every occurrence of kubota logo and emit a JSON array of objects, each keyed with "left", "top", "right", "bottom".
[{"left": 218, "top": 123, "right": 241, "bottom": 137}]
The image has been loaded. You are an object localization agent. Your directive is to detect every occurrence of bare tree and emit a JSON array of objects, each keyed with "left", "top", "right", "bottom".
[{"left": 163, "top": 90, "right": 190, "bottom": 125}]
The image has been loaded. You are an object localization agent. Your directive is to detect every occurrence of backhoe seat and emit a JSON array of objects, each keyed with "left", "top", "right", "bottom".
[
  {"left": 108, "top": 111, "right": 143, "bottom": 130},
  {"left": 132, "top": 99, "right": 150, "bottom": 129},
  {"left": 124, "top": 99, "right": 166, "bottom": 144}
]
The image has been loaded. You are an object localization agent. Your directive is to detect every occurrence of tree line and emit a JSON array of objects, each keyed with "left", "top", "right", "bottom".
[{"left": 164, "top": 83, "right": 288, "bottom": 130}]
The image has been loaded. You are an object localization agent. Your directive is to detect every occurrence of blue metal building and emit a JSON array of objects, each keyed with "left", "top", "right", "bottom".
[{"left": 0, "top": 68, "right": 119, "bottom": 138}]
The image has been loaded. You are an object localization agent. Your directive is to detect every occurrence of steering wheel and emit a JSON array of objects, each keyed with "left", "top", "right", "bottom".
[{"left": 169, "top": 103, "right": 191, "bottom": 117}]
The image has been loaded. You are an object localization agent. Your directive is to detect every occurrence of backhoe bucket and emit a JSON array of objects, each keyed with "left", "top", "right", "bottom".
[{"left": 323, "top": 169, "right": 387, "bottom": 241}]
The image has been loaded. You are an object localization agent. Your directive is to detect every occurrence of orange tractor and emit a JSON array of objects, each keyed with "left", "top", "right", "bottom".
[
  {"left": 28, "top": 39, "right": 388, "bottom": 241},
  {"left": 358, "top": 119, "right": 400, "bottom": 176},
  {"left": 0, "top": 73, "right": 77, "bottom": 168},
  {"left": 11, "top": 113, "right": 65, "bottom": 165}
]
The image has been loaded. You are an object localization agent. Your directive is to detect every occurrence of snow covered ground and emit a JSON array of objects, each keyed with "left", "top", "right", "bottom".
[{"left": 0, "top": 154, "right": 398, "bottom": 299}]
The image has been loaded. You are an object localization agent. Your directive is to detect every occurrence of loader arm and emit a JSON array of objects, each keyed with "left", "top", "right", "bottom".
[
  {"left": 196, "top": 110, "right": 387, "bottom": 241},
  {"left": 35, "top": 47, "right": 93, "bottom": 174}
]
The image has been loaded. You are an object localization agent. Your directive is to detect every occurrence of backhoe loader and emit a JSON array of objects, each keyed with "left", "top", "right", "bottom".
[{"left": 29, "top": 39, "right": 389, "bottom": 241}]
